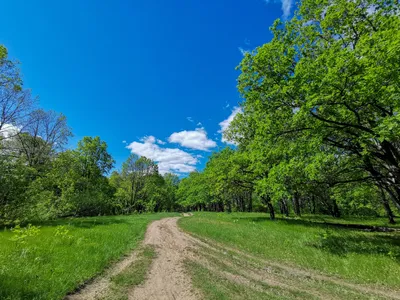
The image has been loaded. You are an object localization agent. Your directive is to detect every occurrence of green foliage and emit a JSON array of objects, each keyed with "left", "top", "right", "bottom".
[
  {"left": 176, "top": 0, "right": 400, "bottom": 223},
  {"left": 0, "top": 213, "right": 177, "bottom": 300},
  {"left": 10, "top": 224, "right": 41, "bottom": 245},
  {"left": 231, "top": 0, "right": 400, "bottom": 216},
  {"left": 110, "top": 154, "right": 178, "bottom": 214}
]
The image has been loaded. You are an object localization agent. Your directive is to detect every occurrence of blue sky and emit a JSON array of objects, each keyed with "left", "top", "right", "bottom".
[{"left": 0, "top": 0, "right": 293, "bottom": 174}]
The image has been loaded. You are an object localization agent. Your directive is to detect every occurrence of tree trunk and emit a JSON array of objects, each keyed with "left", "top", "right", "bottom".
[
  {"left": 261, "top": 195, "right": 275, "bottom": 220},
  {"left": 293, "top": 192, "right": 301, "bottom": 216},
  {"left": 279, "top": 199, "right": 289, "bottom": 217},
  {"left": 383, "top": 185, "right": 400, "bottom": 213},
  {"left": 225, "top": 200, "right": 232, "bottom": 213},
  {"left": 248, "top": 192, "right": 253, "bottom": 212},
  {"left": 311, "top": 195, "right": 316, "bottom": 214},
  {"left": 379, "top": 186, "right": 396, "bottom": 224},
  {"left": 267, "top": 202, "right": 275, "bottom": 220},
  {"left": 331, "top": 199, "right": 341, "bottom": 218}
]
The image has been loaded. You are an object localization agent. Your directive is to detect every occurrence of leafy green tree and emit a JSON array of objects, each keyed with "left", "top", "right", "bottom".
[
  {"left": 229, "top": 0, "right": 400, "bottom": 219},
  {"left": 119, "top": 154, "right": 158, "bottom": 212},
  {"left": 0, "top": 157, "right": 36, "bottom": 222},
  {"left": 36, "top": 137, "right": 116, "bottom": 217},
  {"left": 77, "top": 136, "right": 114, "bottom": 178},
  {"left": 163, "top": 173, "right": 180, "bottom": 211},
  {"left": 177, "top": 172, "right": 210, "bottom": 211}
]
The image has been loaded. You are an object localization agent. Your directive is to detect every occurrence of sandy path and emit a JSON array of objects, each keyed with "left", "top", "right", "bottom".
[{"left": 129, "top": 217, "right": 199, "bottom": 300}]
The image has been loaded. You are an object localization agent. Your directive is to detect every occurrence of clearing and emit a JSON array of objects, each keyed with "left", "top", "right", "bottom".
[{"left": 70, "top": 214, "right": 400, "bottom": 300}]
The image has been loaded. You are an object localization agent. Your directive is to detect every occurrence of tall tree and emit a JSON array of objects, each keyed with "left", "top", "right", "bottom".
[
  {"left": 0, "top": 45, "right": 34, "bottom": 140},
  {"left": 16, "top": 110, "right": 71, "bottom": 169},
  {"left": 232, "top": 0, "right": 400, "bottom": 215}
]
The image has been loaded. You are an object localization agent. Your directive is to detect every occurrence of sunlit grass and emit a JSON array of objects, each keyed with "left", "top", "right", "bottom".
[
  {"left": 0, "top": 213, "right": 177, "bottom": 300},
  {"left": 179, "top": 212, "right": 400, "bottom": 287},
  {"left": 103, "top": 245, "right": 156, "bottom": 300},
  {"left": 185, "top": 260, "right": 287, "bottom": 300}
]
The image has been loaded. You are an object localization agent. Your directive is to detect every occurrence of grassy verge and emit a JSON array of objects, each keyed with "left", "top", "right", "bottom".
[
  {"left": 102, "top": 245, "right": 156, "bottom": 300},
  {"left": 0, "top": 213, "right": 176, "bottom": 300},
  {"left": 179, "top": 212, "right": 400, "bottom": 287}
]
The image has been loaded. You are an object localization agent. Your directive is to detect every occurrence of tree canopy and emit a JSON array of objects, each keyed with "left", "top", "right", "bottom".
[{"left": 1, "top": 0, "right": 399, "bottom": 224}]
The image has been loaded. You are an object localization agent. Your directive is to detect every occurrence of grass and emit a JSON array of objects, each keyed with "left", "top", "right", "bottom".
[
  {"left": 185, "top": 260, "right": 289, "bottom": 300},
  {"left": 0, "top": 213, "right": 177, "bottom": 300},
  {"left": 185, "top": 244, "right": 390, "bottom": 299},
  {"left": 179, "top": 212, "right": 400, "bottom": 288},
  {"left": 103, "top": 245, "right": 156, "bottom": 300},
  {"left": 282, "top": 214, "right": 400, "bottom": 229}
]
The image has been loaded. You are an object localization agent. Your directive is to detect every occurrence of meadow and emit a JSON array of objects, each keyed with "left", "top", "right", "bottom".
[
  {"left": 1, "top": 212, "right": 400, "bottom": 300},
  {"left": 0, "top": 213, "right": 177, "bottom": 300},
  {"left": 179, "top": 212, "right": 400, "bottom": 288}
]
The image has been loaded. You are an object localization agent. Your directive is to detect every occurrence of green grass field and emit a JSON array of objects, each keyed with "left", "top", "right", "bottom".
[
  {"left": 1, "top": 212, "right": 399, "bottom": 300},
  {"left": 0, "top": 213, "right": 177, "bottom": 300},
  {"left": 179, "top": 212, "right": 400, "bottom": 288},
  {"left": 282, "top": 214, "right": 400, "bottom": 228}
]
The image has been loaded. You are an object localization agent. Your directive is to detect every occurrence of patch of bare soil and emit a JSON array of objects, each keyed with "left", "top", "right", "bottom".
[{"left": 129, "top": 217, "right": 199, "bottom": 300}]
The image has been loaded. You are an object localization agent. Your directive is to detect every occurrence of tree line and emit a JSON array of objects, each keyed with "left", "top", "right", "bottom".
[
  {"left": 1, "top": 0, "right": 399, "bottom": 224},
  {"left": 0, "top": 46, "right": 180, "bottom": 224},
  {"left": 176, "top": 0, "right": 400, "bottom": 223}
]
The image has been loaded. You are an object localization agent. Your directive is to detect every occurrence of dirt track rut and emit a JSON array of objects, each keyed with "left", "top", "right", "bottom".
[{"left": 129, "top": 217, "right": 199, "bottom": 300}]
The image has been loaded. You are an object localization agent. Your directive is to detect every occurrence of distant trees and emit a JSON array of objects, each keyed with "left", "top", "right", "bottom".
[
  {"left": 0, "top": 45, "right": 182, "bottom": 224},
  {"left": 110, "top": 154, "right": 178, "bottom": 214}
]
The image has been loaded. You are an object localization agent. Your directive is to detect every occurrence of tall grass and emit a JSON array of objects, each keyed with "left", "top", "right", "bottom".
[
  {"left": 0, "top": 213, "right": 177, "bottom": 300},
  {"left": 179, "top": 212, "right": 400, "bottom": 287}
]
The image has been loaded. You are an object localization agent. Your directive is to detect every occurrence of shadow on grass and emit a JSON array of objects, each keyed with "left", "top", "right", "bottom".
[
  {"left": 33, "top": 217, "right": 133, "bottom": 229},
  {"left": 312, "top": 233, "right": 400, "bottom": 261},
  {"left": 235, "top": 216, "right": 399, "bottom": 232},
  {"left": 236, "top": 215, "right": 400, "bottom": 261}
]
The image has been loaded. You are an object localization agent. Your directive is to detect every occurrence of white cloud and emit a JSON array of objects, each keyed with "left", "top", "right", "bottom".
[
  {"left": 168, "top": 128, "right": 217, "bottom": 151},
  {"left": 157, "top": 139, "right": 166, "bottom": 145},
  {"left": 219, "top": 106, "right": 242, "bottom": 145},
  {"left": 186, "top": 117, "right": 194, "bottom": 123},
  {"left": 0, "top": 124, "right": 20, "bottom": 139},
  {"left": 264, "top": 0, "right": 293, "bottom": 19},
  {"left": 141, "top": 136, "right": 156, "bottom": 143},
  {"left": 126, "top": 137, "right": 197, "bottom": 174}
]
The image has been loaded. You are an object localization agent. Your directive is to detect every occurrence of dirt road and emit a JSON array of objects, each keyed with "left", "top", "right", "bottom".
[{"left": 129, "top": 217, "right": 199, "bottom": 300}]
